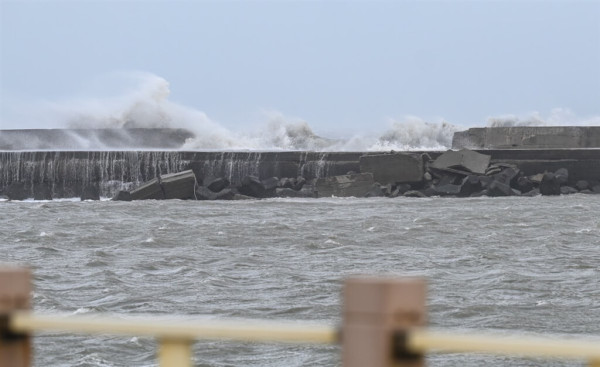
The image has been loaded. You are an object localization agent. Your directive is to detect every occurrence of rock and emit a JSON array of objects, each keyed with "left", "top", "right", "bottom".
[
  {"left": 430, "top": 149, "right": 491, "bottom": 175},
  {"left": 232, "top": 194, "right": 255, "bottom": 200},
  {"left": 276, "top": 188, "right": 313, "bottom": 198},
  {"left": 516, "top": 176, "right": 534, "bottom": 193},
  {"left": 160, "top": 170, "right": 197, "bottom": 200},
  {"left": 478, "top": 175, "right": 493, "bottom": 188},
  {"left": 299, "top": 185, "right": 317, "bottom": 198},
  {"left": 522, "top": 188, "right": 540, "bottom": 197},
  {"left": 539, "top": 173, "right": 561, "bottom": 196},
  {"left": 485, "top": 163, "right": 517, "bottom": 176},
  {"left": 33, "top": 183, "right": 53, "bottom": 200},
  {"left": 592, "top": 185, "right": 600, "bottom": 194},
  {"left": 293, "top": 177, "right": 306, "bottom": 191},
  {"left": 214, "top": 188, "right": 236, "bottom": 200},
  {"left": 206, "top": 177, "right": 230, "bottom": 193},
  {"left": 381, "top": 183, "right": 394, "bottom": 197},
  {"left": 487, "top": 180, "right": 513, "bottom": 197},
  {"left": 423, "top": 172, "right": 432, "bottom": 181},
  {"left": 364, "top": 183, "right": 386, "bottom": 198},
  {"left": 433, "top": 184, "right": 461, "bottom": 196},
  {"left": 458, "top": 175, "right": 483, "bottom": 197},
  {"left": 579, "top": 189, "right": 594, "bottom": 195},
  {"left": 131, "top": 178, "right": 165, "bottom": 200},
  {"left": 112, "top": 190, "right": 132, "bottom": 201},
  {"left": 238, "top": 176, "right": 266, "bottom": 198},
  {"left": 403, "top": 190, "right": 428, "bottom": 198},
  {"left": 195, "top": 186, "right": 217, "bottom": 200},
  {"left": 279, "top": 177, "right": 294, "bottom": 189},
  {"left": 261, "top": 177, "right": 279, "bottom": 196},
  {"left": 315, "top": 173, "right": 375, "bottom": 198},
  {"left": 80, "top": 184, "right": 100, "bottom": 201},
  {"left": 560, "top": 186, "right": 578, "bottom": 195},
  {"left": 436, "top": 174, "right": 461, "bottom": 186},
  {"left": 493, "top": 167, "right": 520, "bottom": 188},
  {"left": 554, "top": 168, "right": 569, "bottom": 185},
  {"left": 529, "top": 173, "right": 545, "bottom": 184},
  {"left": 470, "top": 190, "right": 488, "bottom": 197},
  {"left": 359, "top": 153, "right": 423, "bottom": 184},
  {"left": 575, "top": 180, "right": 589, "bottom": 191}
]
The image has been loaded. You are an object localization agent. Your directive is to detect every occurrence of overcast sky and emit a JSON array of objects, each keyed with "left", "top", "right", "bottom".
[{"left": 1, "top": 1, "right": 599, "bottom": 134}]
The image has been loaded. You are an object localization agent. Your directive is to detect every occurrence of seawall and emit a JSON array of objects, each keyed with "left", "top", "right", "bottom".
[
  {"left": 452, "top": 126, "right": 600, "bottom": 149},
  {"left": 1, "top": 149, "right": 599, "bottom": 198}
]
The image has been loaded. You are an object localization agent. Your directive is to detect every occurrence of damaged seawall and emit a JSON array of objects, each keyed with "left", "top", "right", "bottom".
[{"left": 1, "top": 149, "right": 599, "bottom": 199}]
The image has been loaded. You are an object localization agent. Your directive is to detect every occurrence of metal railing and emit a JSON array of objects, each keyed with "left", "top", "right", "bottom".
[{"left": 1, "top": 267, "right": 599, "bottom": 366}]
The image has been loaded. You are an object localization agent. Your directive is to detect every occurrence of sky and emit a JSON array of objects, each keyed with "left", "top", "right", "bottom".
[{"left": 1, "top": 0, "right": 599, "bottom": 137}]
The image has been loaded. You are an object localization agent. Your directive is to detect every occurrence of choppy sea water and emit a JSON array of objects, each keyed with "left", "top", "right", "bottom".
[{"left": 1, "top": 195, "right": 599, "bottom": 367}]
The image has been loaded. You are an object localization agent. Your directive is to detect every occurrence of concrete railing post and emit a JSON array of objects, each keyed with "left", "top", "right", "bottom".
[
  {"left": 0, "top": 267, "right": 31, "bottom": 367},
  {"left": 342, "top": 277, "right": 427, "bottom": 367}
]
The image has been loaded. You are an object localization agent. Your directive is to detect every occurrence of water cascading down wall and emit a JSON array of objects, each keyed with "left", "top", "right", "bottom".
[{"left": 0, "top": 151, "right": 364, "bottom": 198}]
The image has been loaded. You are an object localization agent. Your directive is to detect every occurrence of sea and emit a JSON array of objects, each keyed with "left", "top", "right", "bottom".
[{"left": 1, "top": 195, "right": 599, "bottom": 367}]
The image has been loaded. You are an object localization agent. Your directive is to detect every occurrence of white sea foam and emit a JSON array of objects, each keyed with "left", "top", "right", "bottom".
[{"left": 4, "top": 72, "right": 599, "bottom": 151}]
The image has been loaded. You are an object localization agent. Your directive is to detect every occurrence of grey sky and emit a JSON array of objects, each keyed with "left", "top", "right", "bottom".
[{"left": 1, "top": 1, "right": 599, "bottom": 135}]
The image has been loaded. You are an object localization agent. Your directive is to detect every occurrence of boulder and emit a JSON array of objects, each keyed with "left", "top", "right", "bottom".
[
  {"left": 33, "top": 183, "right": 53, "bottom": 201},
  {"left": 279, "top": 177, "right": 294, "bottom": 189},
  {"left": 359, "top": 153, "right": 423, "bottom": 184},
  {"left": 539, "top": 173, "right": 561, "bottom": 196},
  {"left": 5, "top": 182, "right": 27, "bottom": 200},
  {"left": 206, "top": 177, "right": 230, "bottom": 193},
  {"left": 403, "top": 190, "right": 428, "bottom": 198},
  {"left": 214, "top": 188, "right": 236, "bottom": 200},
  {"left": 276, "top": 188, "right": 313, "bottom": 198},
  {"left": 293, "top": 177, "right": 306, "bottom": 191},
  {"left": 364, "top": 183, "right": 386, "bottom": 198},
  {"left": 522, "top": 188, "right": 540, "bottom": 197},
  {"left": 112, "top": 190, "right": 132, "bottom": 201},
  {"left": 430, "top": 149, "right": 491, "bottom": 175},
  {"left": 493, "top": 167, "right": 520, "bottom": 188},
  {"left": 560, "top": 186, "right": 578, "bottom": 195},
  {"left": 238, "top": 176, "right": 266, "bottom": 198},
  {"left": 161, "top": 170, "right": 197, "bottom": 200},
  {"left": 315, "top": 173, "right": 375, "bottom": 198},
  {"left": 458, "top": 175, "right": 484, "bottom": 197},
  {"left": 433, "top": 184, "right": 461, "bottom": 196},
  {"left": 516, "top": 176, "right": 535, "bottom": 193},
  {"left": 487, "top": 180, "right": 513, "bottom": 197},
  {"left": 554, "top": 168, "right": 569, "bottom": 185},
  {"left": 261, "top": 177, "right": 280, "bottom": 197},
  {"left": 131, "top": 178, "right": 165, "bottom": 200},
  {"left": 195, "top": 186, "right": 217, "bottom": 200},
  {"left": 575, "top": 180, "right": 589, "bottom": 191},
  {"left": 80, "top": 184, "right": 100, "bottom": 201},
  {"left": 232, "top": 194, "right": 255, "bottom": 200}
]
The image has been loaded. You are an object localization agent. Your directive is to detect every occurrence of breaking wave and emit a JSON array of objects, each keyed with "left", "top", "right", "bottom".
[{"left": 3, "top": 72, "right": 598, "bottom": 151}]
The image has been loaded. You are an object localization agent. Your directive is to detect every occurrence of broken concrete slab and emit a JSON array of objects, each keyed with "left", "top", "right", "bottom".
[
  {"left": 430, "top": 149, "right": 491, "bottom": 175},
  {"left": 359, "top": 153, "right": 423, "bottom": 184},
  {"left": 161, "top": 170, "right": 197, "bottom": 200},
  {"left": 315, "top": 173, "right": 374, "bottom": 198},
  {"left": 131, "top": 178, "right": 165, "bottom": 200}
]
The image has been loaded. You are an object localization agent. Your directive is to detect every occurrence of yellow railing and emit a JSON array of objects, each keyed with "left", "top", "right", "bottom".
[{"left": 1, "top": 267, "right": 599, "bottom": 366}]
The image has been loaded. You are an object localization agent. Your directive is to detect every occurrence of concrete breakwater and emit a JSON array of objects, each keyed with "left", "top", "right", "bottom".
[{"left": 1, "top": 149, "right": 599, "bottom": 200}]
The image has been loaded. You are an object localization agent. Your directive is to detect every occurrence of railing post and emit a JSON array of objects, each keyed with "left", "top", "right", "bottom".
[
  {"left": 158, "top": 338, "right": 192, "bottom": 367},
  {"left": 342, "top": 277, "right": 427, "bottom": 367},
  {"left": 0, "top": 267, "right": 31, "bottom": 367}
]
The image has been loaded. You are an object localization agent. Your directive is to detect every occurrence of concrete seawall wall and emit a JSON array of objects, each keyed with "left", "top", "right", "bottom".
[
  {"left": 453, "top": 126, "right": 600, "bottom": 149},
  {"left": 1, "top": 149, "right": 599, "bottom": 198}
]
